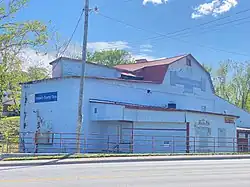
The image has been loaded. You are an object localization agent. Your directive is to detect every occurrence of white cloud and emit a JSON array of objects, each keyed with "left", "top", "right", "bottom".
[
  {"left": 192, "top": 0, "right": 238, "bottom": 19},
  {"left": 132, "top": 53, "right": 156, "bottom": 61},
  {"left": 18, "top": 41, "right": 130, "bottom": 69},
  {"left": 87, "top": 41, "right": 130, "bottom": 51},
  {"left": 17, "top": 42, "right": 156, "bottom": 72},
  {"left": 19, "top": 48, "right": 54, "bottom": 72},
  {"left": 139, "top": 44, "right": 153, "bottom": 53},
  {"left": 143, "top": 0, "right": 168, "bottom": 5}
]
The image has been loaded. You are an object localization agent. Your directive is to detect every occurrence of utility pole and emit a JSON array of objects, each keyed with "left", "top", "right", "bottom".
[{"left": 76, "top": 0, "right": 89, "bottom": 153}]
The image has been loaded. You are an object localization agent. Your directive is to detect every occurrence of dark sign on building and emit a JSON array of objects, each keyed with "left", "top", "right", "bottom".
[{"left": 35, "top": 92, "right": 57, "bottom": 103}]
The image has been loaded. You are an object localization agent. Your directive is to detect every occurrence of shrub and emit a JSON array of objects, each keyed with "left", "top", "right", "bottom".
[{"left": 0, "top": 116, "right": 20, "bottom": 140}]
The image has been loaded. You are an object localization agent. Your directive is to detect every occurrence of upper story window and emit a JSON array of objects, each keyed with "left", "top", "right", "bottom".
[{"left": 186, "top": 59, "right": 192, "bottom": 66}]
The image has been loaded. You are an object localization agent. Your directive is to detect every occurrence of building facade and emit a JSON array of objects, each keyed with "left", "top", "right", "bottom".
[{"left": 19, "top": 54, "right": 250, "bottom": 153}]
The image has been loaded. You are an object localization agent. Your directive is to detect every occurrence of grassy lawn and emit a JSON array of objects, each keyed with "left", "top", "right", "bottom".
[
  {"left": 1, "top": 152, "right": 250, "bottom": 161},
  {"left": 0, "top": 116, "right": 20, "bottom": 153}
]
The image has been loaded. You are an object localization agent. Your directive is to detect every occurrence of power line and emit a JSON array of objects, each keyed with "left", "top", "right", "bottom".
[
  {"left": 59, "top": 8, "right": 85, "bottom": 57},
  {"left": 176, "top": 20, "right": 250, "bottom": 39},
  {"left": 95, "top": 8, "right": 250, "bottom": 51},
  {"left": 172, "top": 15, "right": 250, "bottom": 39},
  {"left": 96, "top": 12, "right": 250, "bottom": 57},
  {"left": 51, "top": 8, "right": 85, "bottom": 74},
  {"left": 117, "top": 8, "right": 250, "bottom": 44},
  {"left": 144, "top": 8, "right": 250, "bottom": 39}
]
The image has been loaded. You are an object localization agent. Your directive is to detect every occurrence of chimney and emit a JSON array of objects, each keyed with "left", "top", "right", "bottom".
[{"left": 135, "top": 59, "right": 147, "bottom": 63}]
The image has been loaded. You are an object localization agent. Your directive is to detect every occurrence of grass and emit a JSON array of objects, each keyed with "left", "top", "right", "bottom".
[
  {"left": 1, "top": 152, "right": 250, "bottom": 161},
  {"left": 1, "top": 116, "right": 20, "bottom": 121}
]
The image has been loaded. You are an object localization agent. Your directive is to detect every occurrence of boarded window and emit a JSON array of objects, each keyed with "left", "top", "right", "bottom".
[{"left": 36, "top": 132, "right": 53, "bottom": 145}]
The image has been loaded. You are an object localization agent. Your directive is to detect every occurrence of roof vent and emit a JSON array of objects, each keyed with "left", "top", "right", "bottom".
[{"left": 135, "top": 59, "right": 147, "bottom": 63}]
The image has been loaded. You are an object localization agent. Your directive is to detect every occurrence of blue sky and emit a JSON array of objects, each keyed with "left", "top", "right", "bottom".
[{"left": 16, "top": 0, "right": 250, "bottom": 68}]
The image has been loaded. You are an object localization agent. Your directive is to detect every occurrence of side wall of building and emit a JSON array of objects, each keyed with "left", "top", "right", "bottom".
[
  {"left": 20, "top": 74, "right": 245, "bottom": 153},
  {"left": 51, "top": 59, "right": 121, "bottom": 78},
  {"left": 187, "top": 113, "right": 236, "bottom": 153},
  {"left": 214, "top": 96, "right": 250, "bottom": 128},
  {"left": 20, "top": 78, "right": 80, "bottom": 153},
  {"left": 163, "top": 57, "right": 214, "bottom": 97}
]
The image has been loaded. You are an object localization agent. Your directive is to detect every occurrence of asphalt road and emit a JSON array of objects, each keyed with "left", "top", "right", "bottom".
[{"left": 0, "top": 159, "right": 250, "bottom": 187}]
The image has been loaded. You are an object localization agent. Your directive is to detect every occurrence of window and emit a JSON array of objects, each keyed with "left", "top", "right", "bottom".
[
  {"left": 186, "top": 59, "right": 191, "bottom": 66},
  {"left": 201, "top": 106, "right": 206, "bottom": 112},
  {"left": 238, "top": 133, "right": 246, "bottom": 139},
  {"left": 168, "top": 103, "right": 176, "bottom": 109},
  {"left": 36, "top": 131, "right": 54, "bottom": 145}
]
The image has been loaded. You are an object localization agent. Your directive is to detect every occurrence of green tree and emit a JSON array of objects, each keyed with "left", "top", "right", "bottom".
[
  {"left": 0, "top": 0, "right": 48, "bottom": 53},
  {"left": 0, "top": 0, "right": 48, "bottom": 116},
  {"left": 213, "top": 60, "right": 250, "bottom": 111},
  {"left": 87, "top": 49, "right": 134, "bottom": 66},
  {"left": 26, "top": 66, "right": 49, "bottom": 80},
  {"left": 214, "top": 61, "right": 232, "bottom": 102},
  {"left": 202, "top": 63, "right": 212, "bottom": 74},
  {"left": 0, "top": 54, "right": 25, "bottom": 115},
  {"left": 51, "top": 35, "right": 135, "bottom": 66},
  {"left": 229, "top": 61, "right": 250, "bottom": 110}
]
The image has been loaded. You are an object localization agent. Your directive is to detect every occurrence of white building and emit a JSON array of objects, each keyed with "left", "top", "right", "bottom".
[{"left": 19, "top": 54, "right": 250, "bottom": 153}]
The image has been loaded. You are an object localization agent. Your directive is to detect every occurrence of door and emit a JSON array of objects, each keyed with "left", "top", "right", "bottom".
[
  {"left": 120, "top": 123, "right": 133, "bottom": 153},
  {"left": 196, "top": 126, "right": 211, "bottom": 152}
]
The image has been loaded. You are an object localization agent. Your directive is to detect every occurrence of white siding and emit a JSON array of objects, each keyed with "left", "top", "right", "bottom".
[
  {"left": 20, "top": 78, "right": 80, "bottom": 153},
  {"left": 51, "top": 58, "right": 121, "bottom": 78},
  {"left": 214, "top": 96, "right": 250, "bottom": 128},
  {"left": 51, "top": 63, "right": 62, "bottom": 78},
  {"left": 163, "top": 57, "right": 214, "bottom": 96},
  {"left": 187, "top": 113, "right": 236, "bottom": 153}
]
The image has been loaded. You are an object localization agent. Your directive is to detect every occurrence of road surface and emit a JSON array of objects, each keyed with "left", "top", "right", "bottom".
[{"left": 0, "top": 159, "right": 250, "bottom": 186}]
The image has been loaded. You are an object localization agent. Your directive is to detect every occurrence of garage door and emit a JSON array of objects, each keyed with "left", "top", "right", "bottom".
[{"left": 123, "top": 122, "right": 187, "bottom": 153}]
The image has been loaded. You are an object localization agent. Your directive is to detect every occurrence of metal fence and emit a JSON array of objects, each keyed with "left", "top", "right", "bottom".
[{"left": 0, "top": 132, "right": 249, "bottom": 154}]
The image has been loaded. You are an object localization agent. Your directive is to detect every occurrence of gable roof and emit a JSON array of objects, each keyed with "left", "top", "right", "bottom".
[{"left": 115, "top": 54, "right": 188, "bottom": 72}]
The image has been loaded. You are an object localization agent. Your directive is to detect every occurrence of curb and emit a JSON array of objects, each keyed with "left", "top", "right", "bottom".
[{"left": 1, "top": 155, "right": 250, "bottom": 167}]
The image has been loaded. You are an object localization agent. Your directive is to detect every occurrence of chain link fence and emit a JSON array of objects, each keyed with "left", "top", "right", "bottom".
[{"left": 0, "top": 132, "right": 249, "bottom": 154}]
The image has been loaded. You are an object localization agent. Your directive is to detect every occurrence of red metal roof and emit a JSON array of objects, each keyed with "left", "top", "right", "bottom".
[
  {"left": 115, "top": 54, "right": 188, "bottom": 71},
  {"left": 115, "top": 54, "right": 188, "bottom": 84}
]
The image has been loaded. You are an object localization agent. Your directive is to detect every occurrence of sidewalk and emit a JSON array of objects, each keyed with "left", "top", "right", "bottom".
[{"left": 1, "top": 154, "right": 250, "bottom": 167}]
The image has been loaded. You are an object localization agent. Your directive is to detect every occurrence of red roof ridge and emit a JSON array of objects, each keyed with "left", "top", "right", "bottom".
[
  {"left": 115, "top": 54, "right": 189, "bottom": 72},
  {"left": 146, "top": 54, "right": 189, "bottom": 63}
]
